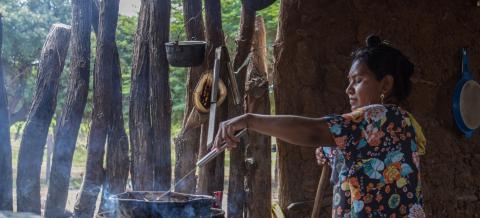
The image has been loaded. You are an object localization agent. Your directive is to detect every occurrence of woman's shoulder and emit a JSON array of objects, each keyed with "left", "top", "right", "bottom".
[
  {"left": 354, "top": 104, "right": 404, "bottom": 112},
  {"left": 346, "top": 104, "right": 408, "bottom": 122}
]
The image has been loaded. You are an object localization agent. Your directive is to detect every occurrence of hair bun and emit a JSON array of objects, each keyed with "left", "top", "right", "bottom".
[{"left": 366, "top": 35, "right": 382, "bottom": 47}]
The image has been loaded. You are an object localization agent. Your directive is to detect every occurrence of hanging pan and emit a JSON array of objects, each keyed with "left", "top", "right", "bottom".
[{"left": 452, "top": 48, "right": 480, "bottom": 138}]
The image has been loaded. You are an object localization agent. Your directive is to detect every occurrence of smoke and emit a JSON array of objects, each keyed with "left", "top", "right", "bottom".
[{"left": 98, "top": 184, "right": 119, "bottom": 218}]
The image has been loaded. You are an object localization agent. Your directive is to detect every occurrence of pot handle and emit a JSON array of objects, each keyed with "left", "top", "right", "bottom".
[
  {"left": 462, "top": 48, "right": 473, "bottom": 80},
  {"left": 173, "top": 41, "right": 184, "bottom": 52}
]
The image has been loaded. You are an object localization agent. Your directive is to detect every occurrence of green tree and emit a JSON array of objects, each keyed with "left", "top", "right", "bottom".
[
  {"left": 0, "top": 0, "right": 71, "bottom": 126},
  {"left": 0, "top": 0, "right": 279, "bottom": 134}
]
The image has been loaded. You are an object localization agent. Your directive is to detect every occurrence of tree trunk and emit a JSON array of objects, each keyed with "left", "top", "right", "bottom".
[
  {"left": 91, "top": 0, "right": 100, "bottom": 34},
  {"left": 16, "top": 23, "right": 71, "bottom": 214},
  {"left": 181, "top": 0, "right": 205, "bottom": 126},
  {"left": 129, "top": 0, "right": 154, "bottom": 191},
  {"left": 73, "top": 0, "right": 119, "bottom": 216},
  {"left": 273, "top": 2, "right": 323, "bottom": 217},
  {"left": 197, "top": 0, "right": 229, "bottom": 196},
  {"left": 173, "top": 0, "right": 205, "bottom": 195},
  {"left": 227, "top": 1, "right": 256, "bottom": 216},
  {"left": 0, "top": 14, "right": 13, "bottom": 212},
  {"left": 244, "top": 16, "right": 271, "bottom": 218},
  {"left": 44, "top": 1, "right": 91, "bottom": 217},
  {"left": 99, "top": 43, "right": 129, "bottom": 213},
  {"left": 149, "top": 0, "right": 172, "bottom": 191}
]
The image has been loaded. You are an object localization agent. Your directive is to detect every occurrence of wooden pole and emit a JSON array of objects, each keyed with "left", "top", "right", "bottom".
[
  {"left": 174, "top": 0, "right": 206, "bottom": 194},
  {"left": 16, "top": 23, "right": 71, "bottom": 214},
  {"left": 244, "top": 16, "right": 271, "bottom": 218},
  {"left": 99, "top": 23, "right": 129, "bottom": 215},
  {"left": 311, "top": 166, "right": 331, "bottom": 218},
  {"left": 197, "top": 0, "right": 228, "bottom": 196},
  {"left": 73, "top": 0, "right": 119, "bottom": 216},
  {"left": 44, "top": 1, "right": 91, "bottom": 216},
  {"left": 0, "top": 13, "right": 13, "bottom": 211},
  {"left": 227, "top": 0, "right": 256, "bottom": 217},
  {"left": 129, "top": 0, "right": 154, "bottom": 191},
  {"left": 149, "top": 0, "right": 172, "bottom": 192}
]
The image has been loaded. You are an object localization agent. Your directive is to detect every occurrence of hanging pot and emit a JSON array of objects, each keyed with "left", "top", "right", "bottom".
[
  {"left": 165, "top": 41, "right": 207, "bottom": 67},
  {"left": 452, "top": 48, "right": 480, "bottom": 138},
  {"left": 246, "top": 0, "right": 276, "bottom": 11}
]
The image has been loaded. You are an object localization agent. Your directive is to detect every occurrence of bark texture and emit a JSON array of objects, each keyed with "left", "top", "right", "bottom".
[
  {"left": 181, "top": 0, "right": 206, "bottom": 125},
  {"left": 274, "top": 1, "right": 480, "bottom": 217},
  {"left": 227, "top": 0, "right": 256, "bottom": 217},
  {"left": 0, "top": 14, "right": 13, "bottom": 212},
  {"left": 129, "top": 0, "right": 154, "bottom": 191},
  {"left": 16, "top": 23, "right": 71, "bottom": 214},
  {"left": 44, "top": 1, "right": 91, "bottom": 217},
  {"left": 129, "top": 0, "right": 172, "bottom": 191},
  {"left": 244, "top": 16, "right": 271, "bottom": 218},
  {"left": 149, "top": 0, "right": 172, "bottom": 191},
  {"left": 99, "top": 43, "right": 129, "bottom": 213},
  {"left": 197, "top": 0, "right": 228, "bottom": 195},
  {"left": 73, "top": 0, "right": 119, "bottom": 217},
  {"left": 173, "top": 0, "right": 205, "bottom": 195}
]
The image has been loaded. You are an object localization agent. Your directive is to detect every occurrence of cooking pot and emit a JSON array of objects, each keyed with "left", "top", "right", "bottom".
[
  {"left": 112, "top": 191, "right": 215, "bottom": 218},
  {"left": 165, "top": 41, "right": 206, "bottom": 67}
]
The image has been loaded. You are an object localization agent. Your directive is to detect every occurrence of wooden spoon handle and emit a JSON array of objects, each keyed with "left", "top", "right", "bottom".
[{"left": 311, "top": 165, "right": 331, "bottom": 218}]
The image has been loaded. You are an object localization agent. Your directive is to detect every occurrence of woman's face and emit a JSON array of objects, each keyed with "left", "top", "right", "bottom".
[{"left": 346, "top": 60, "right": 387, "bottom": 111}]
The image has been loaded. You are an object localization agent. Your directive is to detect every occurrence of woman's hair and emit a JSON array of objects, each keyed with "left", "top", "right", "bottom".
[{"left": 352, "top": 35, "right": 414, "bottom": 101}]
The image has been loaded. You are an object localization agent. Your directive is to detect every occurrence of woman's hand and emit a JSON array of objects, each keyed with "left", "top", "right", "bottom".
[
  {"left": 213, "top": 114, "right": 249, "bottom": 150},
  {"left": 315, "top": 147, "right": 330, "bottom": 166}
]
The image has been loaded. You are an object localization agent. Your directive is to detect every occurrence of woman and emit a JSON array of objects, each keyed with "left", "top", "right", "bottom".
[{"left": 213, "top": 35, "right": 426, "bottom": 217}]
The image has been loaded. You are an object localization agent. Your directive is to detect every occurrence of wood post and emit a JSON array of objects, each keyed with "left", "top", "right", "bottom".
[
  {"left": 129, "top": 0, "right": 154, "bottom": 191},
  {"left": 244, "top": 16, "right": 272, "bottom": 218},
  {"left": 149, "top": 0, "right": 172, "bottom": 191},
  {"left": 44, "top": 1, "right": 91, "bottom": 216},
  {"left": 99, "top": 23, "right": 129, "bottom": 215},
  {"left": 16, "top": 23, "right": 71, "bottom": 214},
  {"left": 73, "top": 0, "right": 119, "bottom": 216},
  {"left": 0, "top": 14, "right": 13, "bottom": 211},
  {"left": 197, "top": 0, "right": 228, "bottom": 196},
  {"left": 227, "top": 0, "right": 256, "bottom": 216},
  {"left": 174, "top": 0, "right": 206, "bottom": 195}
]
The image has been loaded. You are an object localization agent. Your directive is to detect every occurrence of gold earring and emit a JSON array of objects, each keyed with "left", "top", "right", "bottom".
[{"left": 380, "top": 94, "right": 385, "bottom": 104}]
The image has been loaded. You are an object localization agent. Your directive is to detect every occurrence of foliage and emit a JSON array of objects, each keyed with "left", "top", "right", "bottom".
[
  {"left": 0, "top": 0, "right": 70, "bottom": 67},
  {"left": 1, "top": 0, "right": 279, "bottom": 135},
  {"left": 0, "top": 0, "right": 71, "bottom": 127}
]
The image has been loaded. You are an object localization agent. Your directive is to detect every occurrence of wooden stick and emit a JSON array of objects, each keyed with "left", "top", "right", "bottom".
[{"left": 311, "top": 165, "right": 331, "bottom": 218}]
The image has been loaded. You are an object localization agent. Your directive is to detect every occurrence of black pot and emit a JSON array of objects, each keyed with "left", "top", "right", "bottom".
[
  {"left": 210, "top": 208, "right": 225, "bottom": 218},
  {"left": 246, "top": 0, "right": 276, "bottom": 11},
  {"left": 165, "top": 41, "right": 206, "bottom": 67},
  {"left": 113, "top": 191, "right": 215, "bottom": 218}
]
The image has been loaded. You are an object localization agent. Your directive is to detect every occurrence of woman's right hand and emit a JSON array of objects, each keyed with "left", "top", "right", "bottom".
[
  {"left": 213, "top": 114, "right": 249, "bottom": 151},
  {"left": 315, "top": 147, "right": 330, "bottom": 166}
]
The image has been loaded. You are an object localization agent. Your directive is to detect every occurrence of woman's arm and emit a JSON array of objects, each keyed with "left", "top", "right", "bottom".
[{"left": 213, "top": 113, "right": 335, "bottom": 149}]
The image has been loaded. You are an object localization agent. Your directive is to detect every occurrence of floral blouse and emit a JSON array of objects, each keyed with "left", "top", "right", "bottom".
[{"left": 323, "top": 104, "right": 425, "bottom": 218}]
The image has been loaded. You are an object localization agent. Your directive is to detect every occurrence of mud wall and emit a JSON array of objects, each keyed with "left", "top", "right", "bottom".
[{"left": 274, "top": 0, "right": 480, "bottom": 217}]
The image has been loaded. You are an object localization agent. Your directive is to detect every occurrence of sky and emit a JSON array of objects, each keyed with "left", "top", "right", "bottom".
[{"left": 119, "top": 0, "right": 141, "bottom": 16}]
